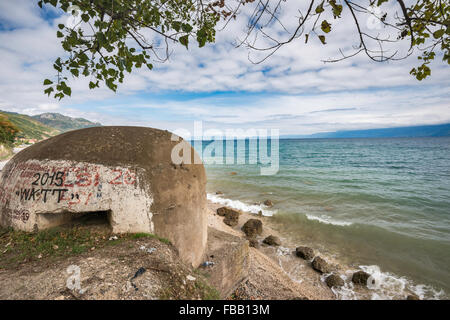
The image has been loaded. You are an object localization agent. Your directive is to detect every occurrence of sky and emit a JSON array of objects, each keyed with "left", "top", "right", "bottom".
[{"left": 0, "top": 0, "right": 449, "bottom": 136}]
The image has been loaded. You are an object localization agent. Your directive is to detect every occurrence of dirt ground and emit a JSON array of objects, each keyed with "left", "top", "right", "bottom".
[{"left": 0, "top": 201, "right": 338, "bottom": 300}]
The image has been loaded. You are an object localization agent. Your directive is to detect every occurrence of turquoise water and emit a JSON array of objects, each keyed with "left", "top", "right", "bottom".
[{"left": 198, "top": 137, "right": 450, "bottom": 299}]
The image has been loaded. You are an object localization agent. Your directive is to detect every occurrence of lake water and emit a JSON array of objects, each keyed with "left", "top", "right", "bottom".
[{"left": 198, "top": 137, "right": 450, "bottom": 299}]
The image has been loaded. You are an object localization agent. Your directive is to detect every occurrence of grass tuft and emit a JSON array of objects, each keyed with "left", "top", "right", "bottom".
[{"left": 127, "top": 232, "right": 171, "bottom": 245}]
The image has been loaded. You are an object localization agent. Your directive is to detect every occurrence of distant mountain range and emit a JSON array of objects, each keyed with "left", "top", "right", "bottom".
[
  {"left": 283, "top": 123, "right": 450, "bottom": 139},
  {"left": 0, "top": 110, "right": 101, "bottom": 141},
  {"left": 32, "top": 113, "right": 101, "bottom": 132}
]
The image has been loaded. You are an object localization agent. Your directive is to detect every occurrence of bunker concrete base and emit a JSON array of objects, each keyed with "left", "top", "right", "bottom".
[{"left": 202, "top": 227, "right": 249, "bottom": 298}]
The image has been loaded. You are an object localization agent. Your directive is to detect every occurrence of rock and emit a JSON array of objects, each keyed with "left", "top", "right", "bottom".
[
  {"left": 186, "top": 275, "right": 196, "bottom": 281},
  {"left": 223, "top": 210, "right": 239, "bottom": 227},
  {"left": 263, "top": 199, "right": 273, "bottom": 207},
  {"left": 241, "top": 219, "right": 263, "bottom": 238},
  {"left": 248, "top": 239, "right": 259, "bottom": 248},
  {"left": 311, "top": 256, "right": 331, "bottom": 273},
  {"left": 216, "top": 207, "right": 239, "bottom": 217},
  {"left": 215, "top": 191, "right": 223, "bottom": 195},
  {"left": 230, "top": 172, "right": 237, "bottom": 175},
  {"left": 258, "top": 210, "right": 263, "bottom": 217},
  {"left": 325, "top": 274, "right": 344, "bottom": 288},
  {"left": 295, "top": 246, "right": 315, "bottom": 260},
  {"left": 216, "top": 207, "right": 227, "bottom": 216},
  {"left": 263, "top": 235, "right": 281, "bottom": 246},
  {"left": 352, "top": 270, "right": 371, "bottom": 286},
  {"left": 407, "top": 294, "right": 420, "bottom": 300}
]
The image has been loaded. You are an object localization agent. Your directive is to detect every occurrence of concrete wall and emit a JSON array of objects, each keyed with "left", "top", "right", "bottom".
[{"left": 0, "top": 159, "right": 153, "bottom": 233}]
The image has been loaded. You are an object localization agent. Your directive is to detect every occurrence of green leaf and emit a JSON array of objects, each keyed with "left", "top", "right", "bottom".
[
  {"left": 321, "top": 20, "right": 331, "bottom": 33},
  {"left": 58, "top": 24, "right": 65, "bottom": 30},
  {"left": 172, "top": 21, "right": 181, "bottom": 32},
  {"left": 181, "top": 23, "right": 193, "bottom": 33},
  {"left": 315, "top": 3, "right": 324, "bottom": 14},
  {"left": 179, "top": 35, "right": 189, "bottom": 49},
  {"left": 57, "top": 31, "right": 64, "bottom": 38},
  {"left": 70, "top": 69, "right": 79, "bottom": 77},
  {"left": 43, "top": 79, "right": 53, "bottom": 85},
  {"left": 63, "top": 86, "right": 71, "bottom": 96},
  {"left": 433, "top": 29, "right": 445, "bottom": 39},
  {"left": 197, "top": 28, "right": 207, "bottom": 47},
  {"left": 44, "top": 87, "right": 54, "bottom": 96},
  {"left": 318, "top": 35, "right": 326, "bottom": 44},
  {"left": 305, "top": 34, "right": 309, "bottom": 44}
]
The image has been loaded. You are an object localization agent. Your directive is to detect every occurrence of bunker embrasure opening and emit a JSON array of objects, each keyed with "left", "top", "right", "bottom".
[{"left": 37, "top": 210, "right": 112, "bottom": 230}]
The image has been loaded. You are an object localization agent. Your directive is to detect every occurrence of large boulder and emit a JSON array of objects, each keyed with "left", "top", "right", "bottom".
[
  {"left": 263, "top": 235, "right": 281, "bottom": 246},
  {"left": 295, "top": 246, "right": 315, "bottom": 260},
  {"left": 241, "top": 219, "right": 263, "bottom": 238},
  {"left": 263, "top": 199, "right": 273, "bottom": 207},
  {"left": 217, "top": 207, "right": 239, "bottom": 217},
  {"left": 311, "top": 256, "right": 331, "bottom": 273},
  {"left": 325, "top": 274, "right": 344, "bottom": 288},
  {"left": 223, "top": 210, "right": 239, "bottom": 227},
  {"left": 0, "top": 126, "right": 207, "bottom": 267},
  {"left": 351, "top": 271, "right": 371, "bottom": 286}
]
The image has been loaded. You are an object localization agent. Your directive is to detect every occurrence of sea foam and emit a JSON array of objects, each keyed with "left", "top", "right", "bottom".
[
  {"left": 207, "top": 193, "right": 276, "bottom": 216},
  {"left": 328, "top": 265, "right": 446, "bottom": 300},
  {"left": 305, "top": 214, "right": 353, "bottom": 226}
]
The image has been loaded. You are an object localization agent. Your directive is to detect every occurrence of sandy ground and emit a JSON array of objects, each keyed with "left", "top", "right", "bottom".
[{"left": 207, "top": 201, "right": 336, "bottom": 300}]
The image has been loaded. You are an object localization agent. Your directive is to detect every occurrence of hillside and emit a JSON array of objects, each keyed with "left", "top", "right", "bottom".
[
  {"left": 0, "top": 111, "right": 59, "bottom": 141},
  {"left": 32, "top": 113, "right": 101, "bottom": 132}
]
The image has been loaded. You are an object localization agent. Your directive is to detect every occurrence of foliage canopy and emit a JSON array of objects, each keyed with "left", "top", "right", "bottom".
[{"left": 39, "top": 0, "right": 449, "bottom": 99}]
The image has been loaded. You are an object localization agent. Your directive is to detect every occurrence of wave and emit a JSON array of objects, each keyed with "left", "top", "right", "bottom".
[
  {"left": 326, "top": 265, "right": 446, "bottom": 300},
  {"left": 305, "top": 214, "right": 353, "bottom": 226},
  {"left": 206, "top": 193, "right": 276, "bottom": 216}
]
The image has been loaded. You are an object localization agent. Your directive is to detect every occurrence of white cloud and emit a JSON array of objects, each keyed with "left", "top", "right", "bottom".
[{"left": 0, "top": 0, "right": 448, "bottom": 135}]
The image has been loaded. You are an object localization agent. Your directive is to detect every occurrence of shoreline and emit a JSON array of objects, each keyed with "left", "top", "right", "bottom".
[
  {"left": 206, "top": 199, "right": 335, "bottom": 300},
  {"left": 206, "top": 195, "right": 444, "bottom": 300}
]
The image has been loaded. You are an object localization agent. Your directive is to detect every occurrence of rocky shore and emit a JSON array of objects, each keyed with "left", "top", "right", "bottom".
[{"left": 207, "top": 200, "right": 421, "bottom": 300}]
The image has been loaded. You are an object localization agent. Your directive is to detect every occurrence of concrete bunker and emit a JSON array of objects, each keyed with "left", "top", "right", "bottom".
[{"left": 0, "top": 126, "right": 207, "bottom": 267}]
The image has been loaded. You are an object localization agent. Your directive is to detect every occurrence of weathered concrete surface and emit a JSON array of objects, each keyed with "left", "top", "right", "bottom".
[
  {"left": 201, "top": 227, "right": 249, "bottom": 298},
  {"left": 0, "top": 126, "right": 207, "bottom": 267},
  {"left": 0, "top": 236, "right": 216, "bottom": 300},
  {"left": 0, "top": 160, "right": 153, "bottom": 233}
]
